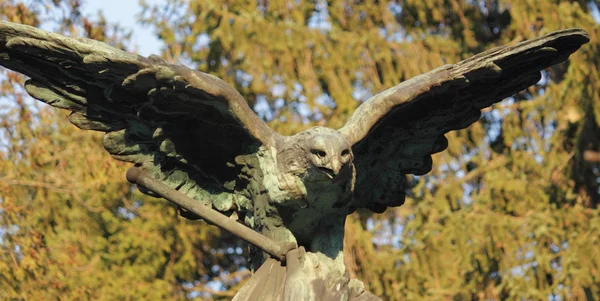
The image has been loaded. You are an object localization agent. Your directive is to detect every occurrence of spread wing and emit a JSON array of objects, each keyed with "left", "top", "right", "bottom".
[
  {"left": 0, "top": 21, "right": 279, "bottom": 220},
  {"left": 340, "top": 29, "right": 589, "bottom": 213}
]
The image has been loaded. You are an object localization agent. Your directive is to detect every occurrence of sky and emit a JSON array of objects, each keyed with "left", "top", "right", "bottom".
[{"left": 83, "top": 0, "right": 163, "bottom": 56}]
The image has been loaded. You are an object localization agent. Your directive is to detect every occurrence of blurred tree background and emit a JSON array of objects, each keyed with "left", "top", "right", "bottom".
[{"left": 0, "top": 0, "right": 598, "bottom": 300}]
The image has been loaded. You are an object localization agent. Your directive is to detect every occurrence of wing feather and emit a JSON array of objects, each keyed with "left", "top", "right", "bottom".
[
  {"left": 0, "top": 21, "right": 278, "bottom": 221},
  {"left": 340, "top": 29, "right": 589, "bottom": 213}
]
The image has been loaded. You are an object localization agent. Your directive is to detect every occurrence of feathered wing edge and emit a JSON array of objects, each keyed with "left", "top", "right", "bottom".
[
  {"left": 340, "top": 29, "right": 590, "bottom": 213},
  {"left": 0, "top": 21, "right": 279, "bottom": 221}
]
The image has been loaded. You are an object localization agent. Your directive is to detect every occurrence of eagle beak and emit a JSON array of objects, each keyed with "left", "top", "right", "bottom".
[
  {"left": 318, "top": 158, "right": 343, "bottom": 179},
  {"left": 331, "top": 159, "right": 341, "bottom": 177}
]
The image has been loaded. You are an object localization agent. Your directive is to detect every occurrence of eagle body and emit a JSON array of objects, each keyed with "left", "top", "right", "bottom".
[{"left": 244, "top": 127, "right": 355, "bottom": 271}]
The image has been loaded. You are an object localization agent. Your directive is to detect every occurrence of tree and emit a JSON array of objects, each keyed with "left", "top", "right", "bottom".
[
  {"left": 139, "top": 1, "right": 599, "bottom": 298},
  {"left": 0, "top": 1, "right": 247, "bottom": 300},
  {"left": 1, "top": 0, "right": 599, "bottom": 300}
]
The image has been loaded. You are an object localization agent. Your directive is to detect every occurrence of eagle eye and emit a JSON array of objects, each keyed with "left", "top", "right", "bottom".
[
  {"left": 311, "top": 149, "right": 327, "bottom": 158},
  {"left": 341, "top": 149, "right": 350, "bottom": 157}
]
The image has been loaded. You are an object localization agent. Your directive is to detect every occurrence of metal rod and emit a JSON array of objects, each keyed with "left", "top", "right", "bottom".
[{"left": 126, "top": 167, "right": 294, "bottom": 262}]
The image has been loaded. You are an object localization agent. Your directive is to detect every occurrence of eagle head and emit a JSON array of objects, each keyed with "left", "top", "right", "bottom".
[
  {"left": 274, "top": 126, "right": 355, "bottom": 198},
  {"left": 303, "top": 127, "right": 353, "bottom": 181}
]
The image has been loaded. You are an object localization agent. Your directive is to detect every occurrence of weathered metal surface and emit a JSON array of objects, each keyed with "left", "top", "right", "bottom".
[{"left": 126, "top": 167, "right": 295, "bottom": 262}]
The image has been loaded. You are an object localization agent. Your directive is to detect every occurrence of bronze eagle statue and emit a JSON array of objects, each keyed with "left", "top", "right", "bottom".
[{"left": 0, "top": 21, "right": 589, "bottom": 299}]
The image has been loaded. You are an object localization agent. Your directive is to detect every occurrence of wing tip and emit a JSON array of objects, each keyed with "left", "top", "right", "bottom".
[{"left": 549, "top": 28, "right": 590, "bottom": 44}]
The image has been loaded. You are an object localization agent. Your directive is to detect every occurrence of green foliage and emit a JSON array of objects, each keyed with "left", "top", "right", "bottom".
[
  {"left": 0, "top": 1, "right": 247, "bottom": 300},
  {"left": 1, "top": 0, "right": 599, "bottom": 300}
]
